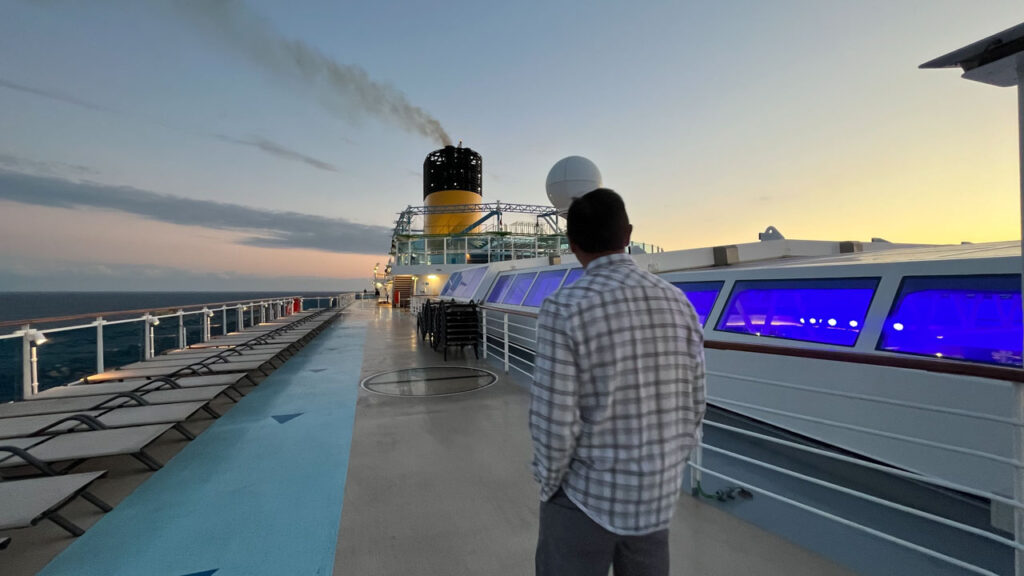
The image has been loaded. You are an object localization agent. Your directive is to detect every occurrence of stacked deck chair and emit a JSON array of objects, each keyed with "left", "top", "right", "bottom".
[{"left": 0, "top": 307, "right": 339, "bottom": 540}]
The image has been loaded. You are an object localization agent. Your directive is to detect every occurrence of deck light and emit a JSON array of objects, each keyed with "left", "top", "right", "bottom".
[
  {"left": 893, "top": 323, "right": 904, "bottom": 331},
  {"left": 849, "top": 320, "right": 858, "bottom": 328},
  {"left": 827, "top": 318, "right": 837, "bottom": 327},
  {"left": 27, "top": 329, "right": 47, "bottom": 346}
]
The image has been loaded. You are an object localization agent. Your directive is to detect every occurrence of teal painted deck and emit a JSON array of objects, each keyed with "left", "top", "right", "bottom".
[{"left": 36, "top": 319, "right": 366, "bottom": 576}]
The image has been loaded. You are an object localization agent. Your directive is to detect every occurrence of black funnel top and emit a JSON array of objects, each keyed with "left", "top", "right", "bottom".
[{"left": 423, "top": 145, "right": 482, "bottom": 199}]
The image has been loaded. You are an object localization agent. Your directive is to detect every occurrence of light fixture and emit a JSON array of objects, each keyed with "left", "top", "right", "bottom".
[
  {"left": 27, "top": 329, "right": 47, "bottom": 346},
  {"left": 893, "top": 323, "right": 904, "bottom": 331},
  {"left": 428, "top": 274, "right": 438, "bottom": 280}
]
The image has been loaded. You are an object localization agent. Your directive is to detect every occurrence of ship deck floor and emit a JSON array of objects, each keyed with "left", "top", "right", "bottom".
[{"left": 5, "top": 300, "right": 855, "bottom": 575}]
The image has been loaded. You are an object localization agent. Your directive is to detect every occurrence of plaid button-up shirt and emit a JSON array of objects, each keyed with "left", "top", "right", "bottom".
[{"left": 530, "top": 253, "right": 706, "bottom": 535}]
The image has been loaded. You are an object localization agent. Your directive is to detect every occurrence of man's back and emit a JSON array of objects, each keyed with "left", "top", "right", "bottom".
[{"left": 531, "top": 253, "right": 706, "bottom": 536}]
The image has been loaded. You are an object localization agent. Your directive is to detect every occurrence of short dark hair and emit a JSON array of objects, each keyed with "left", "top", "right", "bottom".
[{"left": 566, "top": 188, "right": 631, "bottom": 253}]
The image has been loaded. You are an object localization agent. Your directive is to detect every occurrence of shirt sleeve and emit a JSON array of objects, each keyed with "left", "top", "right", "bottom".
[{"left": 530, "top": 298, "right": 582, "bottom": 500}]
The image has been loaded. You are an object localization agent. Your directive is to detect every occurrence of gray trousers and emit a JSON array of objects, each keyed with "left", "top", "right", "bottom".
[{"left": 536, "top": 489, "right": 669, "bottom": 576}]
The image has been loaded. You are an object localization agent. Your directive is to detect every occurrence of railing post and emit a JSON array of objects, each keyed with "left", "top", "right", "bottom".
[
  {"left": 222, "top": 306, "right": 228, "bottom": 335},
  {"left": 143, "top": 315, "right": 154, "bottom": 360},
  {"left": 260, "top": 302, "right": 266, "bottom": 324},
  {"left": 690, "top": 440, "right": 704, "bottom": 495},
  {"left": 177, "top": 309, "right": 186, "bottom": 349},
  {"left": 201, "top": 308, "right": 210, "bottom": 342},
  {"left": 20, "top": 324, "right": 31, "bottom": 399},
  {"left": 95, "top": 317, "right": 105, "bottom": 374},
  {"left": 236, "top": 305, "right": 244, "bottom": 331},
  {"left": 481, "top": 311, "right": 488, "bottom": 360},
  {"left": 503, "top": 313, "right": 510, "bottom": 374}
]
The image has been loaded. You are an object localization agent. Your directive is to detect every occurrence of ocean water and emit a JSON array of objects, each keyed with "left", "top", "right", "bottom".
[{"left": 0, "top": 292, "right": 327, "bottom": 403}]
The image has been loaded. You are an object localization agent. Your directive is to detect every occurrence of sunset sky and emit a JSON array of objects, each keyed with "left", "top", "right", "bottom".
[{"left": 0, "top": 1, "right": 1021, "bottom": 291}]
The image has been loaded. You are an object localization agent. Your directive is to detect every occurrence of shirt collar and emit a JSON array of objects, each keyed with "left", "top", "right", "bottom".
[{"left": 584, "top": 252, "right": 635, "bottom": 272}]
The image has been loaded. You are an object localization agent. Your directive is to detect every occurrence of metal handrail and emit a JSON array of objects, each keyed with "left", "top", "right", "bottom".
[
  {"left": 0, "top": 296, "right": 304, "bottom": 329},
  {"left": 2, "top": 294, "right": 352, "bottom": 400},
  {"left": 688, "top": 463, "right": 1001, "bottom": 576}
]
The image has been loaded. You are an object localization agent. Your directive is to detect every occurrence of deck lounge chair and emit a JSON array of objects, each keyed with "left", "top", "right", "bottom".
[
  {"left": 31, "top": 374, "right": 248, "bottom": 402},
  {"left": 0, "top": 472, "right": 110, "bottom": 536},
  {"left": 0, "top": 386, "right": 232, "bottom": 420},
  {"left": 81, "top": 358, "right": 269, "bottom": 384},
  {"left": 0, "top": 401, "right": 208, "bottom": 441},
  {"left": 0, "top": 423, "right": 175, "bottom": 473},
  {"left": 117, "top": 348, "right": 284, "bottom": 371}
]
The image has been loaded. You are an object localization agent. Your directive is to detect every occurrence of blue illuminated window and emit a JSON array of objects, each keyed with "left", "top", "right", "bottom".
[
  {"left": 524, "top": 270, "right": 568, "bottom": 307},
  {"left": 716, "top": 278, "right": 879, "bottom": 346},
  {"left": 563, "top": 268, "right": 584, "bottom": 287},
  {"left": 501, "top": 273, "right": 537, "bottom": 305},
  {"left": 876, "top": 275, "right": 1021, "bottom": 367},
  {"left": 453, "top": 266, "right": 487, "bottom": 299},
  {"left": 441, "top": 272, "right": 462, "bottom": 297},
  {"left": 671, "top": 281, "right": 724, "bottom": 326},
  {"left": 486, "top": 275, "right": 514, "bottom": 303}
]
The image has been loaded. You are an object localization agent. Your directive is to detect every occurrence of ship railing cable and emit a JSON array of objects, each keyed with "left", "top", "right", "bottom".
[
  {"left": 0, "top": 293, "right": 354, "bottom": 401},
  {"left": 477, "top": 302, "right": 1022, "bottom": 576}
]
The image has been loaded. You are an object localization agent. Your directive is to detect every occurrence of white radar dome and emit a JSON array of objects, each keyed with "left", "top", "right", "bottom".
[{"left": 545, "top": 156, "right": 602, "bottom": 213}]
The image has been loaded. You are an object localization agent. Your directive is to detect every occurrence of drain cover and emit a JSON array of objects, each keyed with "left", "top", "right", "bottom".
[{"left": 361, "top": 366, "right": 497, "bottom": 397}]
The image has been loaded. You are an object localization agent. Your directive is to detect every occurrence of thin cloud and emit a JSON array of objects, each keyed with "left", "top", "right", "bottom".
[
  {"left": 0, "top": 153, "right": 99, "bottom": 177},
  {"left": 0, "top": 77, "right": 108, "bottom": 112},
  {"left": 0, "top": 169, "right": 391, "bottom": 254},
  {"left": 214, "top": 134, "right": 340, "bottom": 173}
]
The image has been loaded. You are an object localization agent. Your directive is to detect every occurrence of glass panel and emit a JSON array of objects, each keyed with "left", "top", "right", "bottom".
[
  {"left": 716, "top": 278, "right": 879, "bottom": 346},
  {"left": 441, "top": 272, "right": 462, "bottom": 297},
  {"left": 501, "top": 273, "right": 538, "bottom": 305},
  {"left": 453, "top": 266, "right": 488, "bottom": 299},
  {"left": 671, "top": 281, "right": 725, "bottom": 326},
  {"left": 523, "top": 270, "right": 568, "bottom": 307},
  {"left": 486, "top": 274, "right": 514, "bottom": 303},
  {"left": 563, "top": 268, "right": 584, "bottom": 287},
  {"left": 876, "top": 275, "right": 1021, "bottom": 366}
]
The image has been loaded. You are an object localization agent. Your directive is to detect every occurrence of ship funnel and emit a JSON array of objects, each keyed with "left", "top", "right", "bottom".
[{"left": 423, "top": 145, "right": 483, "bottom": 235}]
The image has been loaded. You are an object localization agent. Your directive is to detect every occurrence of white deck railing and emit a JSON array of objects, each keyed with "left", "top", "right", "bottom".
[
  {"left": 478, "top": 303, "right": 1021, "bottom": 576},
  {"left": 0, "top": 294, "right": 353, "bottom": 400}
]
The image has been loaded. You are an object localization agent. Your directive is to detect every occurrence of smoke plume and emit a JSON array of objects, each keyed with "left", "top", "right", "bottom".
[{"left": 175, "top": 0, "right": 452, "bottom": 146}]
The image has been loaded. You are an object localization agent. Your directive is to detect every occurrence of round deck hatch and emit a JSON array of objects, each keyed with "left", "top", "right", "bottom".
[{"left": 360, "top": 366, "right": 497, "bottom": 397}]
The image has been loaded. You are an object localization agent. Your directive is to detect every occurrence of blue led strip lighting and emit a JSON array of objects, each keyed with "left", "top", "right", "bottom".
[
  {"left": 716, "top": 277, "right": 880, "bottom": 346},
  {"left": 502, "top": 273, "right": 537, "bottom": 305},
  {"left": 453, "top": 266, "right": 487, "bottom": 299},
  {"left": 441, "top": 272, "right": 462, "bottom": 297},
  {"left": 877, "top": 274, "right": 1022, "bottom": 367},
  {"left": 671, "top": 281, "right": 724, "bottom": 326},
  {"left": 524, "top": 270, "right": 568, "bottom": 307},
  {"left": 486, "top": 274, "right": 514, "bottom": 303},
  {"left": 563, "top": 268, "right": 584, "bottom": 287}
]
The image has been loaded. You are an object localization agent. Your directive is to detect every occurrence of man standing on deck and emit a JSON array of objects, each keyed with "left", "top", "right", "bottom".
[{"left": 530, "top": 188, "right": 706, "bottom": 576}]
